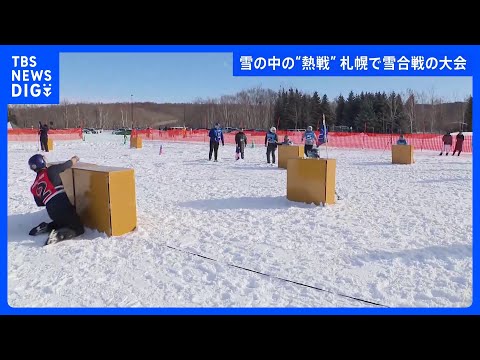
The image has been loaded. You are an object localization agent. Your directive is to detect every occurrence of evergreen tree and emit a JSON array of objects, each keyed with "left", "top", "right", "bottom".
[
  {"left": 374, "top": 92, "right": 390, "bottom": 133},
  {"left": 386, "top": 91, "right": 399, "bottom": 134},
  {"left": 300, "top": 93, "right": 310, "bottom": 129},
  {"left": 394, "top": 93, "right": 410, "bottom": 133},
  {"left": 465, "top": 95, "right": 472, "bottom": 132},
  {"left": 355, "top": 97, "right": 375, "bottom": 132},
  {"left": 335, "top": 95, "right": 346, "bottom": 127},
  {"left": 320, "top": 94, "right": 334, "bottom": 127},
  {"left": 286, "top": 88, "right": 299, "bottom": 129},
  {"left": 363, "top": 92, "right": 381, "bottom": 132},
  {"left": 310, "top": 91, "right": 322, "bottom": 129},
  {"left": 344, "top": 91, "right": 360, "bottom": 130}
]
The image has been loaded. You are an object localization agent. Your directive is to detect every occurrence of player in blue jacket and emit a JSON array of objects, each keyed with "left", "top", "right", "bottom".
[
  {"left": 208, "top": 123, "right": 224, "bottom": 161},
  {"left": 301, "top": 126, "right": 317, "bottom": 157},
  {"left": 265, "top": 127, "right": 279, "bottom": 164},
  {"left": 396, "top": 134, "right": 408, "bottom": 145}
]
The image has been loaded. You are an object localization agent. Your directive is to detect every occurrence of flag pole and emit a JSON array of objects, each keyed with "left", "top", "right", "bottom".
[
  {"left": 316, "top": 117, "right": 321, "bottom": 158},
  {"left": 323, "top": 113, "right": 329, "bottom": 159},
  {"left": 323, "top": 114, "right": 339, "bottom": 200}
]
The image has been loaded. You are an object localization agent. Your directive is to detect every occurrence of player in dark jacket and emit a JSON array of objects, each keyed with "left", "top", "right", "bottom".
[
  {"left": 439, "top": 131, "right": 453, "bottom": 155},
  {"left": 28, "top": 154, "right": 85, "bottom": 245},
  {"left": 38, "top": 122, "right": 49, "bottom": 152},
  {"left": 452, "top": 131, "right": 465, "bottom": 156},
  {"left": 264, "top": 127, "right": 279, "bottom": 164},
  {"left": 235, "top": 129, "right": 247, "bottom": 160},
  {"left": 208, "top": 123, "right": 224, "bottom": 161}
]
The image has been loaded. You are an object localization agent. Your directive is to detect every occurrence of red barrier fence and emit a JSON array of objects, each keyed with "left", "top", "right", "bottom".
[
  {"left": 8, "top": 128, "right": 83, "bottom": 141},
  {"left": 133, "top": 129, "right": 472, "bottom": 153},
  {"left": 8, "top": 128, "right": 471, "bottom": 153}
]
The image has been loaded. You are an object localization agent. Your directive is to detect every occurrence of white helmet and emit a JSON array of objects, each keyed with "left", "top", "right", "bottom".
[
  {"left": 270, "top": 127, "right": 276, "bottom": 132},
  {"left": 307, "top": 126, "right": 312, "bottom": 131}
]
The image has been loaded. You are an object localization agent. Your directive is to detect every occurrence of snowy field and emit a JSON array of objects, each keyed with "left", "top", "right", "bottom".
[{"left": 7, "top": 132, "right": 473, "bottom": 309}]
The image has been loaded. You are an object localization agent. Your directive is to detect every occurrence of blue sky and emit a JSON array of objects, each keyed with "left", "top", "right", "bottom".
[{"left": 60, "top": 53, "right": 472, "bottom": 104}]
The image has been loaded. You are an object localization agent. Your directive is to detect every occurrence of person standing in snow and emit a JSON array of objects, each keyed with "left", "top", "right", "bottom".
[
  {"left": 439, "top": 131, "right": 453, "bottom": 155},
  {"left": 235, "top": 128, "right": 247, "bottom": 160},
  {"left": 38, "top": 122, "right": 49, "bottom": 152},
  {"left": 301, "top": 126, "right": 317, "bottom": 157},
  {"left": 208, "top": 123, "right": 224, "bottom": 162},
  {"left": 452, "top": 131, "right": 465, "bottom": 156},
  {"left": 265, "top": 126, "right": 279, "bottom": 164}
]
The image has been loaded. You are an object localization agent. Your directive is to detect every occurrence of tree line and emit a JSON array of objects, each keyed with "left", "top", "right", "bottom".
[
  {"left": 7, "top": 86, "right": 472, "bottom": 133},
  {"left": 272, "top": 88, "right": 472, "bottom": 133}
]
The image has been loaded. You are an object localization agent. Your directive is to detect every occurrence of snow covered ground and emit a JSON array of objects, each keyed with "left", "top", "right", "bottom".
[{"left": 7, "top": 133, "right": 473, "bottom": 310}]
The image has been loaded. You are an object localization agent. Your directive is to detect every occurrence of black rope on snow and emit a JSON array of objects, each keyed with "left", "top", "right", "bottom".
[
  {"left": 165, "top": 245, "right": 389, "bottom": 308},
  {"left": 228, "top": 263, "right": 388, "bottom": 308}
]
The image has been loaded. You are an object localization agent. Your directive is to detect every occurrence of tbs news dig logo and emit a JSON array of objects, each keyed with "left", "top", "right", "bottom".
[{"left": 11, "top": 55, "right": 52, "bottom": 98}]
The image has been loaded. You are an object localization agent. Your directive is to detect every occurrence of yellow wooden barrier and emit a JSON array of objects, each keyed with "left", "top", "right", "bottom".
[
  {"left": 287, "top": 158, "right": 336, "bottom": 206},
  {"left": 57, "top": 162, "right": 137, "bottom": 236},
  {"left": 278, "top": 145, "right": 303, "bottom": 169},
  {"left": 392, "top": 145, "right": 414, "bottom": 164},
  {"left": 47, "top": 138, "right": 54, "bottom": 151},
  {"left": 130, "top": 136, "right": 143, "bottom": 149}
]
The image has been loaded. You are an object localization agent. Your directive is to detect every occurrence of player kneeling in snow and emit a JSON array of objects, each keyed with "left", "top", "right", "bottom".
[{"left": 28, "top": 154, "right": 85, "bottom": 245}]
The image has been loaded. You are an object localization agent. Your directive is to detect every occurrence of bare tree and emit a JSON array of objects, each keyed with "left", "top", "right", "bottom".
[
  {"left": 452, "top": 92, "right": 469, "bottom": 132},
  {"left": 61, "top": 99, "right": 70, "bottom": 129},
  {"left": 385, "top": 92, "right": 400, "bottom": 134},
  {"left": 263, "top": 88, "right": 277, "bottom": 129},
  {"left": 219, "top": 95, "right": 235, "bottom": 127},
  {"left": 415, "top": 91, "right": 428, "bottom": 134},
  {"left": 460, "top": 95, "right": 468, "bottom": 131},
  {"left": 403, "top": 89, "right": 416, "bottom": 133},
  {"left": 76, "top": 105, "right": 80, "bottom": 127},
  {"left": 437, "top": 96, "right": 447, "bottom": 132},
  {"left": 23, "top": 105, "right": 30, "bottom": 128},
  {"left": 95, "top": 106, "right": 101, "bottom": 129},
  {"left": 428, "top": 87, "right": 438, "bottom": 133},
  {"left": 120, "top": 108, "right": 128, "bottom": 128},
  {"left": 204, "top": 99, "right": 217, "bottom": 127}
]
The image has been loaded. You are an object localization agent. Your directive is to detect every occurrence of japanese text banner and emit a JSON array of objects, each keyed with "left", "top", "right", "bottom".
[{"left": 233, "top": 45, "right": 476, "bottom": 76}]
